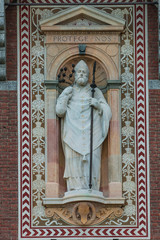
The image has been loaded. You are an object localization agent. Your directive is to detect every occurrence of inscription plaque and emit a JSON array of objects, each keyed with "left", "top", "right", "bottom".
[{"left": 46, "top": 33, "right": 119, "bottom": 44}]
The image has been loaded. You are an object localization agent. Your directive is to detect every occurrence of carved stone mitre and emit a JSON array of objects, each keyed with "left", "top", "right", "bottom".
[{"left": 74, "top": 60, "right": 89, "bottom": 75}]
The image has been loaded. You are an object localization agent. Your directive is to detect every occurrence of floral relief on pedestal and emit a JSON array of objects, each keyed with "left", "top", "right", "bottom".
[{"left": 45, "top": 203, "right": 123, "bottom": 226}]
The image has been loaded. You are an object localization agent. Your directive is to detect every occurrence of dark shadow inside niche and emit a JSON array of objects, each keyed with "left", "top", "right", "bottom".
[
  {"left": 57, "top": 55, "right": 109, "bottom": 197},
  {"left": 57, "top": 55, "right": 109, "bottom": 92}
]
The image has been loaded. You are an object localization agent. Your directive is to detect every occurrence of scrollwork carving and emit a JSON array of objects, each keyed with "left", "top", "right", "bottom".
[{"left": 45, "top": 202, "right": 123, "bottom": 226}]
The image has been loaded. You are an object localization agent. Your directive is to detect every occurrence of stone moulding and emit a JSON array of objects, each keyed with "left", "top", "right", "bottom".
[
  {"left": 43, "top": 193, "right": 125, "bottom": 206},
  {"left": 40, "top": 5, "right": 125, "bottom": 32}
]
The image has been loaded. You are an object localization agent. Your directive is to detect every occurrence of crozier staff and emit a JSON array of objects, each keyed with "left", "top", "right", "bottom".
[
  {"left": 56, "top": 60, "right": 112, "bottom": 192},
  {"left": 89, "top": 61, "right": 97, "bottom": 189}
]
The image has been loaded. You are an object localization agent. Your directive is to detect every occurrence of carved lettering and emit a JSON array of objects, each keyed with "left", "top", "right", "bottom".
[
  {"left": 95, "top": 35, "right": 112, "bottom": 42},
  {"left": 49, "top": 34, "right": 119, "bottom": 44},
  {"left": 53, "top": 35, "right": 89, "bottom": 43}
]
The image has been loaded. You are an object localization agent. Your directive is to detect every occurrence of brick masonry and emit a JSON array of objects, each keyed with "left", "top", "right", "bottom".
[
  {"left": 0, "top": 3, "right": 159, "bottom": 240},
  {"left": 6, "top": 6, "right": 17, "bottom": 81},
  {"left": 149, "top": 90, "right": 160, "bottom": 240},
  {"left": 0, "top": 6, "right": 18, "bottom": 240},
  {"left": 0, "top": 91, "right": 18, "bottom": 240},
  {"left": 148, "top": 5, "right": 158, "bottom": 80},
  {"left": 148, "top": 5, "right": 160, "bottom": 240}
]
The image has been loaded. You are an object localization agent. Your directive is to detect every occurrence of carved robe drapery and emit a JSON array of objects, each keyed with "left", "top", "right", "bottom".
[{"left": 56, "top": 83, "right": 112, "bottom": 191}]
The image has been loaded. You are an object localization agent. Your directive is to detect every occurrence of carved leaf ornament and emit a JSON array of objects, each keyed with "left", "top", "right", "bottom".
[{"left": 45, "top": 202, "right": 123, "bottom": 226}]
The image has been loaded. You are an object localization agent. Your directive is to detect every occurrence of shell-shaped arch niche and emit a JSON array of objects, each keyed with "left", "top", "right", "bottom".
[{"left": 47, "top": 45, "right": 118, "bottom": 82}]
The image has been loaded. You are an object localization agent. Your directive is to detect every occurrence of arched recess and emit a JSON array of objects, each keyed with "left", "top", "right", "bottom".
[
  {"left": 45, "top": 45, "right": 122, "bottom": 199},
  {"left": 47, "top": 45, "right": 119, "bottom": 82}
]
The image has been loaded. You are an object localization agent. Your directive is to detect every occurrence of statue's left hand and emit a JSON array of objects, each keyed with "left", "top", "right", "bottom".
[
  {"left": 89, "top": 98, "right": 101, "bottom": 110},
  {"left": 89, "top": 98, "right": 103, "bottom": 115}
]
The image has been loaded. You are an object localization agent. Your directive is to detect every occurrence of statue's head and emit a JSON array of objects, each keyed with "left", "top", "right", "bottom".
[{"left": 74, "top": 60, "right": 89, "bottom": 86}]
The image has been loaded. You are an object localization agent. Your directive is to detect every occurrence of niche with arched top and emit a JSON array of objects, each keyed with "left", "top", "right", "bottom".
[
  {"left": 56, "top": 56, "right": 110, "bottom": 197},
  {"left": 41, "top": 7, "right": 124, "bottom": 201}
]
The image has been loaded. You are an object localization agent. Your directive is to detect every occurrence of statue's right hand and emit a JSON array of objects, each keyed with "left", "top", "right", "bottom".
[{"left": 62, "top": 86, "right": 73, "bottom": 96}]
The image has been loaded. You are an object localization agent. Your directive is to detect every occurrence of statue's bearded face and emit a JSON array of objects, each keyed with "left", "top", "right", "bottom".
[{"left": 75, "top": 68, "right": 89, "bottom": 86}]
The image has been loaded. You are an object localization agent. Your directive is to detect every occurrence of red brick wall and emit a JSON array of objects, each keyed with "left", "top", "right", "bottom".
[
  {"left": 0, "top": 91, "right": 18, "bottom": 240},
  {"left": 6, "top": 6, "right": 17, "bottom": 81},
  {"left": 149, "top": 90, "right": 160, "bottom": 240},
  {"left": 148, "top": 5, "right": 158, "bottom": 80},
  {"left": 148, "top": 4, "right": 160, "bottom": 240},
  {"left": 0, "top": 6, "right": 18, "bottom": 240}
]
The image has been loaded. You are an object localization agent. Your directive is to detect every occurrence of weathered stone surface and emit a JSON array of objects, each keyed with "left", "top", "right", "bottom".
[
  {"left": 149, "top": 80, "right": 160, "bottom": 89},
  {"left": 0, "top": 80, "right": 17, "bottom": 90}
]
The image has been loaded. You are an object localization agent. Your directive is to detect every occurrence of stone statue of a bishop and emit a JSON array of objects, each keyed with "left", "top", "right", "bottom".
[{"left": 56, "top": 60, "right": 112, "bottom": 192}]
